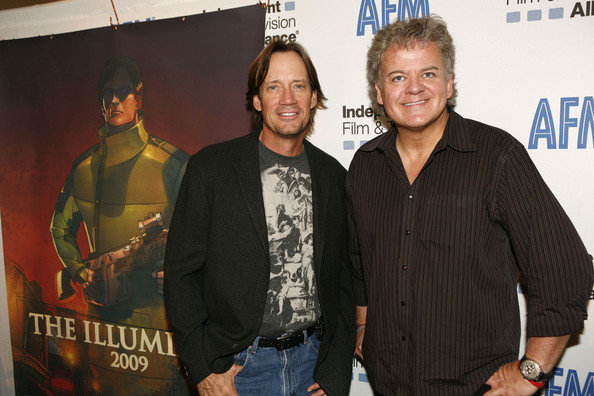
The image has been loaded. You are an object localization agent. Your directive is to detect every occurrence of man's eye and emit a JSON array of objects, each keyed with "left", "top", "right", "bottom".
[
  {"left": 392, "top": 76, "right": 404, "bottom": 82},
  {"left": 423, "top": 72, "right": 435, "bottom": 78}
]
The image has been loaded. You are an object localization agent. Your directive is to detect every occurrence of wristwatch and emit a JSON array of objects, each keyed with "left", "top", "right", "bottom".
[{"left": 518, "top": 356, "right": 553, "bottom": 387}]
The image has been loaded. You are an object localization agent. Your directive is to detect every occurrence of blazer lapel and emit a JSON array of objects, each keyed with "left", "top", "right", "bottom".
[
  {"left": 305, "top": 141, "right": 328, "bottom": 274},
  {"left": 234, "top": 133, "right": 269, "bottom": 252}
]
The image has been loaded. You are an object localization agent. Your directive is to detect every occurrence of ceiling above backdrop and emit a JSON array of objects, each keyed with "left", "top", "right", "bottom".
[
  {"left": 0, "top": 0, "right": 258, "bottom": 40},
  {"left": 0, "top": 0, "right": 63, "bottom": 11}
]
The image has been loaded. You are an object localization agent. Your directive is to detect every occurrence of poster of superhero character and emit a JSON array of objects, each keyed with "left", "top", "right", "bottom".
[{"left": 0, "top": 5, "right": 264, "bottom": 395}]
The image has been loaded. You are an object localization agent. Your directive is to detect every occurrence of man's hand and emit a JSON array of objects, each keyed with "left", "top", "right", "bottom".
[
  {"left": 484, "top": 361, "right": 539, "bottom": 396},
  {"left": 152, "top": 268, "right": 164, "bottom": 294},
  {"left": 307, "top": 382, "right": 326, "bottom": 396},
  {"left": 79, "top": 268, "right": 94, "bottom": 289},
  {"left": 355, "top": 326, "right": 365, "bottom": 360},
  {"left": 196, "top": 364, "right": 242, "bottom": 395},
  {"left": 484, "top": 335, "right": 570, "bottom": 396},
  {"left": 355, "top": 305, "right": 367, "bottom": 360},
  {"left": 307, "top": 382, "right": 327, "bottom": 396}
]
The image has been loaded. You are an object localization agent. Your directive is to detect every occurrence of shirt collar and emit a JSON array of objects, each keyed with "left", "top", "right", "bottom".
[
  {"left": 358, "top": 108, "right": 476, "bottom": 154},
  {"left": 444, "top": 109, "right": 476, "bottom": 152},
  {"left": 97, "top": 118, "right": 149, "bottom": 166}
]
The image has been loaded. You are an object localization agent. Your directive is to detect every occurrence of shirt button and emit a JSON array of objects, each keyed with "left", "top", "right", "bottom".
[
  {"left": 408, "top": 195, "right": 413, "bottom": 200},
  {"left": 232, "top": 343, "right": 239, "bottom": 350},
  {"left": 401, "top": 336, "right": 406, "bottom": 341},
  {"left": 401, "top": 301, "right": 406, "bottom": 306},
  {"left": 405, "top": 230, "right": 410, "bottom": 236},
  {"left": 402, "top": 265, "right": 407, "bottom": 270}
]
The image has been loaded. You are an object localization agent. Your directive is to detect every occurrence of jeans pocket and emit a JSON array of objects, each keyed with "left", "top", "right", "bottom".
[
  {"left": 233, "top": 349, "right": 250, "bottom": 376},
  {"left": 306, "top": 334, "right": 321, "bottom": 355}
]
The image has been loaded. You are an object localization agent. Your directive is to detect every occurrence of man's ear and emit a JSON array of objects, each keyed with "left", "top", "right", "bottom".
[
  {"left": 253, "top": 95, "right": 262, "bottom": 112},
  {"left": 135, "top": 95, "right": 143, "bottom": 110},
  {"left": 375, "top": 82, "right": 384, "bottom": 106},
  {"left": 310, "top": 90, "right": 317, "bottom": 109}
]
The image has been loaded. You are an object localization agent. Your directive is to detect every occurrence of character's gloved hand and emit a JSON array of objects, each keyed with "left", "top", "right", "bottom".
[
  {"left": 81, "top": 268, "right": 103, "bottom": 302},
  {"left": 152, "top": 267, "right": 164, "bottom": 294}
]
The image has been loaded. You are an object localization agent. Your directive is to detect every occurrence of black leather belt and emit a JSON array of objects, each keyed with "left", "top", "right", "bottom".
[{"left": 258, "top": 324, "right": 316, "bottom": 351}]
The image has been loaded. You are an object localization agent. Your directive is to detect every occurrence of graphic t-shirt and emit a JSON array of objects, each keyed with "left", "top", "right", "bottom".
[{"left": 258, "top": 141, "right": 321, "bottom": 337}]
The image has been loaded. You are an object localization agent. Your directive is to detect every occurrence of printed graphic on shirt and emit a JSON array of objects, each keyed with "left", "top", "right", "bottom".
[{"left": 259, "top": 149, "right": 321, "bottom": 335}]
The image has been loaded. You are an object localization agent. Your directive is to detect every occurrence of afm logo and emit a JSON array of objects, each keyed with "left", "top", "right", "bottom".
[
  {"left": 545, "top": 368, "right": 594, "bottom": 396},
  {"left": 505, "top": 1, "right": 594, "bottom": 22},
  {"left": 528, "top": 96, "right": 594, "bottom": 149},
  {"left": 357, "top": 0, "right": 430, "bottom": 36}
]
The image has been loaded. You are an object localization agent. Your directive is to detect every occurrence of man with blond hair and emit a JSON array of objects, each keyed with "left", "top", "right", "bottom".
[{"left": 348, "top": 15, "right": 593, "bottom": 395}]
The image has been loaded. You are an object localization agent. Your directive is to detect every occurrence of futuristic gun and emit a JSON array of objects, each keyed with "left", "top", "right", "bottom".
[{"left": 56, "top": 212, "right": 168, "bottom": 308}]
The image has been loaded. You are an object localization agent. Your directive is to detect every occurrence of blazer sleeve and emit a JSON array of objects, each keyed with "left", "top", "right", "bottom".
[{"left": 164, "top": 155, "right": 212, "bottom": 385}]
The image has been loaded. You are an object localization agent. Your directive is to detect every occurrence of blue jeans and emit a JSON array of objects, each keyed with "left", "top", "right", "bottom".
[{"left": 233, "top": 332, "right": 321, "bottom": 396}]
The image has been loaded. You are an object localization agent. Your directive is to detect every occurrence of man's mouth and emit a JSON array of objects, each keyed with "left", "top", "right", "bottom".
[
  {"left": 403, "top": 99, "right": 428, "bottom": 106},
  {"left": 279, "top": 112, "right": 298, "bottom": 117}
]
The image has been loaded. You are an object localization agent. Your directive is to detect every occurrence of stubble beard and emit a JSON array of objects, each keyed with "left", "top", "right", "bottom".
[
  {"left": 271, "top": 119, "right": 312, "bottom": 140},
  {"left": 273, "top": 128, "right": 305, "bottom": 139}
]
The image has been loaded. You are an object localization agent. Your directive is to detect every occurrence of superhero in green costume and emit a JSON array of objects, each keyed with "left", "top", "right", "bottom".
[{"left": 50, "top": 55, "right": 190, "bottom": 395}]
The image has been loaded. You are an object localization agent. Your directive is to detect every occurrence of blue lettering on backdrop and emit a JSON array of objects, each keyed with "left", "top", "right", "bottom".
[
  {"left": 564, "top": 369, "right": 594, "bottom": 396},
  {"left": 356, "top": 0, "right": 430, "bottom": 36},
  {"left": 547, "top": 368, "right": 564, "bottom": 396},
  {"left": 357, "top": 0, "right": 380, "bottom": 36},
  {"left": 578, "top": 96, "right": 594, "bottom": 149},
  {"left": 529, "top": 98, "right": 556, "bottom": 149},
  {"left": 398, "top": 0, "right": 430, "bottom": 20},
  {"left": 528, "top": 96, "right": 594, "bottom": 149},
  {"left": 559, "top": 97, "right": 579, "bottom": 149},
  {"left": 544, "top": 368, "right": 594, "bottom": 396},
  {"left": 383, "top": 0, "right": 397, "bottom": 26}
]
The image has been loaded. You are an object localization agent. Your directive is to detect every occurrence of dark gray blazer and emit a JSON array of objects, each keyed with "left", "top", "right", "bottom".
[{"left": 164, "top": 131, "right": 355, "bottom": 395}]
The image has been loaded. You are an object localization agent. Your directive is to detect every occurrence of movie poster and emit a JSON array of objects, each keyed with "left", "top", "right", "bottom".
[{"left": 0, "top": 5, "right": 264, "bottom": 394}]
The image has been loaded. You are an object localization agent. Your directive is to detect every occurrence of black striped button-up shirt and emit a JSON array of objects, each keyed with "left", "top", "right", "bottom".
[{"left": 346, "top": 110, "right": 593, "bottom": 395}]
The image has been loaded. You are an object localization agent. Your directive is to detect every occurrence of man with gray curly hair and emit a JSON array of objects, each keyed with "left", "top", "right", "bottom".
[{"left": 347, "top": 14, "right": 592, "bottom": 396}]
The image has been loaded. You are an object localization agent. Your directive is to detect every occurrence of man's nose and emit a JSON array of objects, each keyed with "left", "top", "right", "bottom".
[
  {"left": 280, "top": 87, "right": 297, "bottom": 105},
  {"left": 109, "top": 94, "right": 121, "bottom": 105},
  {"left": 406, "top": 76, "right": 424, "bottom": 95}
]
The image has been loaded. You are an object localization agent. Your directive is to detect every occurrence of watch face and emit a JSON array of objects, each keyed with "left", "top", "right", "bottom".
[{"left": 520, "top": 360, "right": 541, "bottom": 381}]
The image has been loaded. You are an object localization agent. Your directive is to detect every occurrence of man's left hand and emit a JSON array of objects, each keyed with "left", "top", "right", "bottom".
[
  {"left": 484, "top": 361, "right": 540, "bottom": 396},
  {"left": 307, "top": 382, "right": 327, "bottom": 396},
  {"left": 152, "top": 269, "right": 164, "bottom": 295}
]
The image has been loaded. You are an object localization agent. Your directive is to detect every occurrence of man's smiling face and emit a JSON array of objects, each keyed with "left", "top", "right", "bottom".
[
  {"left": 375, "top": 41, "right": 453, "bottom": 135},
  {"left": 253, "top": 51, "right": 317, "bottom": 140}
]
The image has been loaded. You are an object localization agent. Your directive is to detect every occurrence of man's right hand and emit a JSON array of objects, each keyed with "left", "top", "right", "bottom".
[
  {"left": 79, "top": 268, "right": 94, "bottom": 288},
  {"left": 355, "top": 327, "right": 365, "bottom": 360},
  {"left": 355, "top": 305, "right": 367, "bottom": 361},
  {"left": 197, "top": 364, "right": 242, "bottom": 395}
]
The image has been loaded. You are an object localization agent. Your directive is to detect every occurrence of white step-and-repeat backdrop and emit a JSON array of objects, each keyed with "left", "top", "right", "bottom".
[
  {"left": 1, "top": 1, "right": 592, "bottom": 395},
  {"left": 265, "top": 1, "right": 593, "bottom": 394}
]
